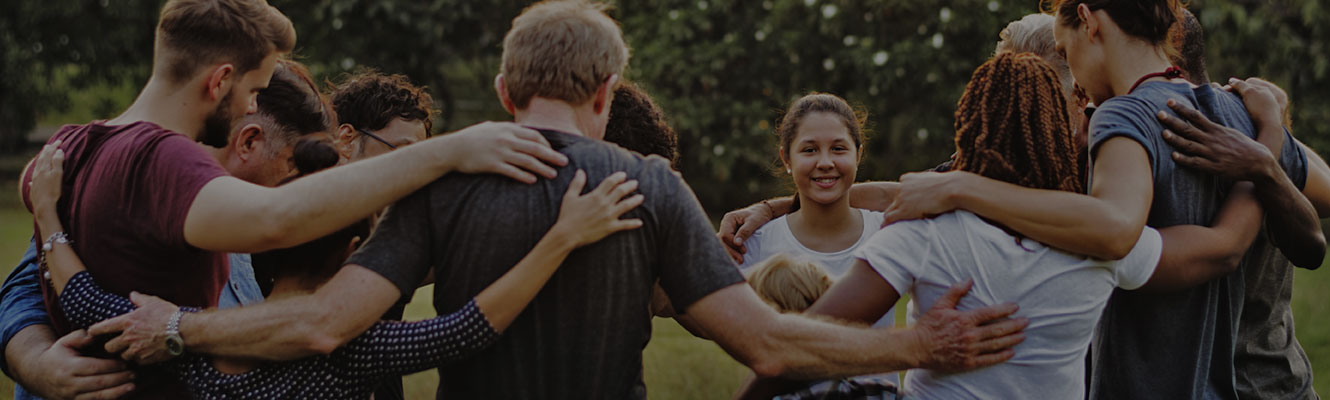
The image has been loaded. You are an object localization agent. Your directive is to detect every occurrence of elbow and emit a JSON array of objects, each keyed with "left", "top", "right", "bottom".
[
  {"left": 1094, "top": 229, "right": 1139, "bottom": 261},
  {"left": 255, "top": 210, "right": 298, "bottom": 251},
  {"left": 1290, "top": 233, "right": 1327, "bottom": 270},
  {"left": 748, "top": 354, "right": 788, "bottom": 379}
]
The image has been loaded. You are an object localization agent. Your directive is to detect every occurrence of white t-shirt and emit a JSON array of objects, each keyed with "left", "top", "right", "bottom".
[
  {"left": 856, "top": 210, "right": 1162, "bottom": 400},
  {"left": 738, "top": 209, "right": 897, "bottom": 328}
]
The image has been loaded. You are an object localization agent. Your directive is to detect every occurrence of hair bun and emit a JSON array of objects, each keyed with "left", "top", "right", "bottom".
[{"left": 292, "top": 138, "right": 340, "bottom": 176}]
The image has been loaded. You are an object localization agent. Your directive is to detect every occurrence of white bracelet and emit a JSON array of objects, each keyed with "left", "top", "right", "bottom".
[{"left": 41, "top": 232, "right": 71, "bottom": 252}]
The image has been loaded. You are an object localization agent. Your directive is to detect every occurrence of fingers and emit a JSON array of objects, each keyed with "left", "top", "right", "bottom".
[
  {"left": 976, "top": 316, "right": 1029, "bottom": 340},
  {"left": 972, "top": 331, "right": 1026, "bottom": 355},
  {"left": 1228, "top": 78, "right": 1254, "bottom": 98},
  {"left": 73, "top": 369, "right": 135, "bottom": 392},
  {"left": 73, "top": 382, "right": 135, "bottom": 400},
  {"left": 932, "top": 279, "right": 974, "bottom": 311},
  {"left": 591, "top": 172, "right": 629, "bottom": 196},
  {"left": 87, "top": 316, "right": 129, "bottom": 337},
  {"left": 611, "top": 218, "right": 645, "bottom": 232},
  {"left": 55, "top": 328, "right": 93, "bottom": 349},
  {"left": 492, "top": 163, "right": 538, "bottom": 184},
  {"left": 1171, "top": 151, "right": 1222, "bottom": 172},
  {"left": 964, "top": 302, "right": 1020, "bottom": 325},
  {"left": 509, "top": 128, "right": 569, "bottom": 167},
  {"left": 722, "top": 242, "right": 744, "bottom": 264},
  {"left": 734, "top": 217, "right": 762, "bottom": 247},
  {"left": 103, "top": 335, "right": 131, "bottom": 357},
  {"left": 1163, "top": 100, "right": 1219, "bottom": 133},
  {"left": 1161, "top": 130, "right": 1206, "bottom": 157},
  {"left": 612, "top": 194, "right": 645, "bottom": 215},
  {"left": 608, "top": 180, "right": 639, "bottom": 202},
  {"left": 563, "top": 170, "right": 587, "bottom": 200},
  {"left": 503, "top": 148, "right": 559, "bottom": 180},
  {"left": 964, "top": 349, "right": 1016, "bottom": 370}
]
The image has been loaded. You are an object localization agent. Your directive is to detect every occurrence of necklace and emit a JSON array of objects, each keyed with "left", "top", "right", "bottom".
[{"left": 1127, "top": 66, "right": 1185, "bottom": 94}]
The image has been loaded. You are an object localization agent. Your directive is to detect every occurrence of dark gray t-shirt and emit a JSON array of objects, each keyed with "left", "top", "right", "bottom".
[
  {"left": 1086, "top": 82, "right": 1307, "bottom": 400},
  {"left": 348, "top": 130, "right": 744, "bottom": 400}
]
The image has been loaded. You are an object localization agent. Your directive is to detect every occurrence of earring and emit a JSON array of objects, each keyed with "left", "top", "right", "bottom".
[{"left": 786, "top": 169, "right": 792, "bottom": 174}]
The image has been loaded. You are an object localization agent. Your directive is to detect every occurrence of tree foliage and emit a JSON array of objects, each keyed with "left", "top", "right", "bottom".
[{"left": 3, "top": 0, "right": 1329, "bottom": 214}]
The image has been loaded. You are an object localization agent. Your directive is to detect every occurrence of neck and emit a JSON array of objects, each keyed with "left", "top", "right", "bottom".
[
  {"left": 513, "top": 97, "right": 591, "bottom": 137},
  {"left": 107, "top": 76, "right": 206, "bottom": 138},
  {"left": 1105, "top": 41, "right": 1178, "bottom": 97},
  {"left": 789, "top": 195, "right": 857, "bottom": 235}
]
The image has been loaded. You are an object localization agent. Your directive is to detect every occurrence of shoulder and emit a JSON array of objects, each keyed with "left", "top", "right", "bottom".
[{"left": 858, "top": 209, "right": 886, "bottom": 233}]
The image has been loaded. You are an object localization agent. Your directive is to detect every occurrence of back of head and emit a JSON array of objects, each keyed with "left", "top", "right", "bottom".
[
  {"left": 953, "top": 52, "right": 1083, "bottom": 194},
  {"left": 1048, "top": 0, "right": 1184, "bottom": 55},
  {"left": 331, "top": 70, "right": 435, "bottom": 133},
  {"left": 155, "top": 0, "right": 296, "bottom": 84},
  {"left": 501, "top": 0, "right": 629, "bottom": 109},
  {"left": 1171, "top": 8, "right": 1209, "bottom": 85},
  {"left": 251, "top": 139, "right": 369, "bottom": 295},
  {"left": 996, "top": 14, "right": 1075, "bottom": 101},
  {"left": 603, "top": 81, "right": 678, "bottom": 167},
  {"left": 745, "top": 254, "right": 834, "bottom": 313},
  {"left": 253, "top": 59, "right": 336, "bottom": 150}
]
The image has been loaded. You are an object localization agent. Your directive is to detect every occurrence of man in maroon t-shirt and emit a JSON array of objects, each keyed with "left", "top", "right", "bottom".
[{"left": 14, "top": 1, "right": 567, "bottom": 398}]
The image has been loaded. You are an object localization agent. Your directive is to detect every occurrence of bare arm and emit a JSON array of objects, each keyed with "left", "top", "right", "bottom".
[
  {"left": 1298, "top": 141, "right": 1330, "bottom": 217},
  {"left": 736, "top": 261, "right": 908, "bottom": 399},
  {"left": 184, "top": 122, "right": 568, "bottom": 253},
  {"left": 688, "top": 278, "right": 1024, "bottom": 382},
  {"left": 716, "top": 181, "right": 897, "bottom": 263},
  {"left": 1140, "top": 182, "right": 1260, "bottom": 291},
  {"left": 1158, "top": 89, "right": 1325, "bottom": 269},
  {"left": 885, "top": 138, "right": 1153, "bottom": 260}
]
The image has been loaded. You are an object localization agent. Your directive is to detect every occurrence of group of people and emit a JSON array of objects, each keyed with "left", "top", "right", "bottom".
[{"left": 0, "top": 0, "right": 1325, "bottom": 399}]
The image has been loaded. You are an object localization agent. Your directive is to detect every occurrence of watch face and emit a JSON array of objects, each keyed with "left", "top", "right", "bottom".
[{"left": 165, "top": 335, "right": 184, "bottom": 356}]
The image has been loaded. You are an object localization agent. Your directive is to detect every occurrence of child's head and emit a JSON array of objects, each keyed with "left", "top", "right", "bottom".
[
  {"left": 952, "top": 52, "right": 1083, "bottom": 194},
  {"left": 251, "top": 139, "right": 373, "bottom": 296},
  {"left": 603, "top": 81, "right": 679, "bottom": 169},
  {"left": 776, "top": 93, "right": 867, "bottom": 209},
  {"left": 745, "top": 254, "right": 835, "bottom": 313}
]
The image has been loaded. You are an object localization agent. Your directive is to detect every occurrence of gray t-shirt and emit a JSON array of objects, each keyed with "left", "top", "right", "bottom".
[
  {"left": 1235, "top": 228, "right": 1316, "bottom": 399},
  {"left": 348, "top": 129, "right": 744, "bottom": 400},
  {"left": 1086, "top": 81, "right": 1307, "bottom": 400}
]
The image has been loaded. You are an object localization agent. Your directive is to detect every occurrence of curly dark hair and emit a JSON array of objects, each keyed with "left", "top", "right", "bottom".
[
  {"left": 330, "top": 70, "right": 435, "bottom": 136},
  {"left": 952, "top": 52, "right": 1082, "bottom": 194},
  {"left": 603, "top": 81, "right": 678, "bottom": 168}
]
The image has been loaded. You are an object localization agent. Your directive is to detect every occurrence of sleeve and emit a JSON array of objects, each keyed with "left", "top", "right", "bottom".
[
  {"left": 346, "top": 187, "right": 436, "bottom": 298},
  {"left": 0, "top": 241, "right": 49, "bottom": 377},
  {"left": 138, "top": 134, "right": 229, "bottom": 248},
  {"left": 853, "top": 222, "right": 929, "bottom": 296},
  {"left": 652, "top": 167, "right": 746, "bottom": 312},
  {"left": 1113, "top": 227, "right": 1164, "bottom": 290},
  {"left": 1087, "top": 98, "right": 1160, "bottom": 176},
  {"left": 328, "top": 299, "right": 500, "bottom": 379},
  {"left": 1278, "top": 127, "right": 1308, "bottom": 191},
  {"left": 57, "top": 271, "right": 137, "bottom": 329}
]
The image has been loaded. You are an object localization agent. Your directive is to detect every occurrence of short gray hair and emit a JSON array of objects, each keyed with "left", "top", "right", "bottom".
[{"left": 996, "top": 14, "right": 1074, "bottom": 99}]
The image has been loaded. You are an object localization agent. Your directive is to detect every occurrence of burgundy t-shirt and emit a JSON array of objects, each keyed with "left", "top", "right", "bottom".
[{"left": 22, "top": 121, "right": 228, "bottom": 398}]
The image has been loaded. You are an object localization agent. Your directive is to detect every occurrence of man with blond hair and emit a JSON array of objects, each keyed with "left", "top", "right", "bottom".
[{"left": 96, "top": 1, "right": 1025, "bottom": 398}]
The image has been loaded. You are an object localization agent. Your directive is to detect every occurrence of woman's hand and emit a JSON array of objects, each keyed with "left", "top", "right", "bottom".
[
  {"left": 29, "top": 140, "right": 65, "bottom": 225},
  {"left": 550, "top": 170, "right": 644, "bottom": 248}
]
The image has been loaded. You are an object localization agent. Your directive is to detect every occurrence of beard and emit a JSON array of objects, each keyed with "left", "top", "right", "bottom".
[{"left": 199, "top": 91, "right": 238, "bottom": 148}]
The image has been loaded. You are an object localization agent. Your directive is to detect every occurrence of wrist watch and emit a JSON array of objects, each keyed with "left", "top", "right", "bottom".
[{"left": 164, "top": 309, "right": 185, "bottom": 357}]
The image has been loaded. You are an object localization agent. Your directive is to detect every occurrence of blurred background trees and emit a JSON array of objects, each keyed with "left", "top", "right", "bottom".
[{"left": 3, "top": 0, "right": 1328, "bottom": 214}]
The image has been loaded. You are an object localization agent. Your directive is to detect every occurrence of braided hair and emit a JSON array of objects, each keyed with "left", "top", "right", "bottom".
[{"left": 952, "top": 52, "right": 1083, "bottom": 194}]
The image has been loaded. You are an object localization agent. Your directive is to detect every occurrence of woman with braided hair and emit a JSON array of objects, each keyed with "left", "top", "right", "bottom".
[
  {"left": 871, "top": 0, "right": 1325, "bottom": 397},
  {"left": 738, "top": 50, "right": 1288, "bottom": 400}
]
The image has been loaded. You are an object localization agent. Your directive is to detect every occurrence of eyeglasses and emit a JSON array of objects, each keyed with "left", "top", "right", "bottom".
[{"left": 357, "top": 128, "right": 397, "bottom": 150}]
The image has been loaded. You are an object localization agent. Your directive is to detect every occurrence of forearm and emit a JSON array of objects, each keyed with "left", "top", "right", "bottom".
[
  {"left": 953, "top": 173, "right": 1142, "bottom": 259},
  {"left": 335, "top": 299, "right": 499, "bottom": 377},
  {"left": 181, "top": 266, "right": 398, "bottom": 360},
  {"left": 745, "top": 313, "right": 916, "bottom": 379},
  {"left": 59, "top": 272, "right": 138, "bottom": 329},
  {"left": 6, "top": 325, "right": 54, "bottom": 385},
  {"left": 1253, "top": 167, "right": 1326, "bottom": 269},
  {"left": 1144, "top": 182, "right": 1261, "bottom": 292},
  {"left": 473, "top": 233, "right": 575, "bottom": 332},
  {"left": 1297, "top": 141, "right": 1330, "bottom": 217},
  {"left": 188, "top": 140, "right": 456, "bottom": 253},
  {"left": 33, "top": 213, "right": 82, "bottom": 294},
  {"left": 847, "top": 181, "right": 899, "bottom": 212}
]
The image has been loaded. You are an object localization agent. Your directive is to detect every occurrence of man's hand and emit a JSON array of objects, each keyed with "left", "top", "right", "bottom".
[
  {"left": 882, "top": 171, "right": 968, "bottom": 227},
  {"left": 1158, "top": 99, "right": 1281, "bottom": 182},
  {"left": 1223, "top": 77, "right": 1290, "bottom": 127},
  {"left": 86, "top": 292, "right": 180, "bottom": 365},
  {"left": 15, "top": 329, "right": 135, "bottom": 400},
  {"left": 907, "top": 280, "right": 1027, "bottom": 373},
  {"left": 438, "top": 121, "right": 570, "bottom": 184},
  {"left": 716, "top": 202, "right": 776, "bottom": 264}
]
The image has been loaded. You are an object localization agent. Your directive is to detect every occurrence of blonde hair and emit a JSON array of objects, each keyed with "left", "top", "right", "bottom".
[
  {"left": 155, "top": 0, "right": 296, "bottom": 83},
  {"left": 745, "top": 254, "right": 834, "bottom": 313},
  {"left": 500, "top": 0, "right": 630, "bottom": 109}
]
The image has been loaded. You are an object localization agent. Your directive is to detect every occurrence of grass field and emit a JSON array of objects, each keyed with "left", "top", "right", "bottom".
[{"left": 1, "top": 164, "right": 1330, "bottom": 399}]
